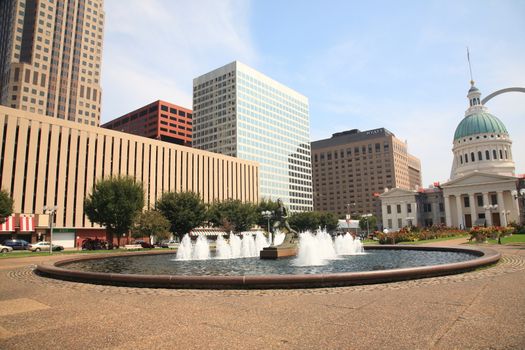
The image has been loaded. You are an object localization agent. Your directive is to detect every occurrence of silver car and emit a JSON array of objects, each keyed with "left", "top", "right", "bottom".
[
  {"left": 28, "top": 241, "right": 64, "bottom": 252},
  {"left": 0, "top": 245, "right": 13, "bottom": 253}
]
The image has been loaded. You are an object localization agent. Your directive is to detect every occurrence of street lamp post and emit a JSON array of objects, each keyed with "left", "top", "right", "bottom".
[
  {"left": 511, "top": 189, "right": 525, "bottom": 225},
  {"left": 484, "top": 204, "right": 498, "bottom": 227},
  {"left": 43, "top": 206, "right": 57, "bottom": 254},
  {"left": 261, "top": 210, "right": 273, "bottom": 245}
]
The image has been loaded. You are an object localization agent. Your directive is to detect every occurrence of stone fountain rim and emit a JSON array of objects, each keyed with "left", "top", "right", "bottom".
[{"left": 35, "top": 245, "right": 500, "bottom": 289}]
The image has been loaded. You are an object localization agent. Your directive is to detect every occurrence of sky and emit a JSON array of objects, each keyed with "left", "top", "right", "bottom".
[{"left": 100, "top": 0, "right": 525, "bottom": 186}]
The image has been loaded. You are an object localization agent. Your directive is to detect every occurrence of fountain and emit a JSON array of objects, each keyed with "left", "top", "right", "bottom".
[{"left": 36, "top": 200, "right": 501, "bottom": 289}]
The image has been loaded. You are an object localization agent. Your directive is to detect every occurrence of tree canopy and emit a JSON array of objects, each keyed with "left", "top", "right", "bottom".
[
  {"left": 132, "top": 209, "right": 171, "bottom": 242},
  {"left": 359, "top": 215, "right": 377, "bottom": 232},
  {"left": 0, "top": 190, "right": 13, "bottom": 224},
  {"left": 156, "top": 191, "right": 206, "bottom": 239},
  {"left": 208, "top": 199, "right": 258, "bottom": 233},
  {"left": 84, "top": 176, "right": 144, "bottom": 247},
  {"left": 289, "top": 211, "right": 340, "bottom": 233}
]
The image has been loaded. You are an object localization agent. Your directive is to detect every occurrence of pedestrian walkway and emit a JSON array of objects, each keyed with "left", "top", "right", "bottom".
[{"left": 0, "top": 244, "right": 524, "bottom": 349}]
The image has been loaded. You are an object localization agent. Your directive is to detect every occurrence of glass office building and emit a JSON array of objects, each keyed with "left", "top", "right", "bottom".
[{"left": 193, "top": 61, "right": 312, "bottom": 212}]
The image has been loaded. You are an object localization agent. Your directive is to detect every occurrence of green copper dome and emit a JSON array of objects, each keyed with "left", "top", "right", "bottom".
[{"left": 454, "top": 112, "right": 508, "bottom": 140}]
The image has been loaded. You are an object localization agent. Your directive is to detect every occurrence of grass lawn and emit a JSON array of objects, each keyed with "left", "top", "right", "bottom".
[
  {"left": 394, "top": 234, "right": 469, "bottom": 245},
  {"left": 486, "top": 234, "right": 525, "bottom": 245},
  {"left": 0, "top": 247, "right": 166, "bottom": 259}
]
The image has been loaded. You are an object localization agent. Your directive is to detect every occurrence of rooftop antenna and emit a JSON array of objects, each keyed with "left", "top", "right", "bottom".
[{"left": 467, "top": 47, "right": 474, "bottom": 85}]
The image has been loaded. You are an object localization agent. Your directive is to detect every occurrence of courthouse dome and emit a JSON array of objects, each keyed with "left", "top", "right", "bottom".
[{"left": 453, "top": 112, "right": 508, "bottom": 140}]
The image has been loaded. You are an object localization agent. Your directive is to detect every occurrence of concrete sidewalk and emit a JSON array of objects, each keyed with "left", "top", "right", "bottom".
[{"left": 0, "top": 243, "right": 524, "bottom": 349}]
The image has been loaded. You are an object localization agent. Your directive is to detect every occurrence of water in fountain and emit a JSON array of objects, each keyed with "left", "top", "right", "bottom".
[
  {"left": 192, "top": 235, "right": 210, "bottom": 260},
  {"left": 229, "top": 232, "right": 242, "bottom": 258},
  {"left": 215, "top": 234, "right": 232, "bottom": 259},
  {"left": 273, "top": 230, "right": 286, "bottom": 246},
  {"left": 254, "top": 231, "right": 270, "bottom": 252},
  {"left": 335, "top": 233, "right": 365, "bottom": 255},
  {"left": 175, "top": 234, "right": 193, "bottom": 260},
  {"left": 294, "top": 228, "right": 366, "bottom": 266}
]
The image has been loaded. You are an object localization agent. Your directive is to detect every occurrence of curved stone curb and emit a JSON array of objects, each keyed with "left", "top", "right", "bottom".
[{"left": 35, "top": 245, "right": 500, "bottom": 290}]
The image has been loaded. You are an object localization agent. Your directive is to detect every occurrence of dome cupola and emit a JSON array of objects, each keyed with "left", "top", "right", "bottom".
[{"left": 450, "top": 82, "right": 515, "bottom": 180}]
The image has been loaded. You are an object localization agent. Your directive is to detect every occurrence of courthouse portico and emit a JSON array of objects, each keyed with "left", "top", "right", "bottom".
[{"left": 441, "top": 172, "right": 519, "bottom": 228}]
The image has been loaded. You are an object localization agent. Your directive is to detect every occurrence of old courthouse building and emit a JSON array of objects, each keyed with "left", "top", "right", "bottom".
[{"left": 311, "top": 128, "right": 422, "bottom": 219}]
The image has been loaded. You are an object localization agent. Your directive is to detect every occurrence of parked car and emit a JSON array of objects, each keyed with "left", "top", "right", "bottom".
[
  {"left": 28, "top": 241, "right": 64, "bottom": 252},
  {"left": 160, "top": 239, "right": 179, "bottom": 248},
  {"left": 82, "top": 238, "right": 110, "bottom": 250},
  {"left": 0, "top": 244, "right": 13, "bottom": 253},
  {"left": 3, "top": 239, "right": 30, "bottom": 250},
  {"left": 133, "top": 240, "right": 155, "bottom": 249}
]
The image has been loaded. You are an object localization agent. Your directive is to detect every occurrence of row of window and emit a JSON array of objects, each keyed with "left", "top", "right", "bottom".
[{"left": 459, "top": 149, "right": 508, "bottom": 164}]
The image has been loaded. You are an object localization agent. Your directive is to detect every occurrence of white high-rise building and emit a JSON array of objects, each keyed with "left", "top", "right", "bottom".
[{"left": 193, "top": 61, "right": 313, "bottom": 212}]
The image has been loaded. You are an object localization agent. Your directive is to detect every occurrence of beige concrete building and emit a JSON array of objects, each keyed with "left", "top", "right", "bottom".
[
  {"left": 311, "top": 128, "right": 422, "bottom": 219},
  {"left": 0, "top": 105, "right": 259, "bottom": 246},
  {"left": 0, "top": 0, "right": 104, "bottom": 126},
  {"left": 380, "top": 186, "right": 446, "bottom": 231}
]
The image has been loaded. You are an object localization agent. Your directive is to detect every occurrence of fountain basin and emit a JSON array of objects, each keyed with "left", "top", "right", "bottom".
[{"left": 35, "top": 245, "right": 500, "bottom": 289}]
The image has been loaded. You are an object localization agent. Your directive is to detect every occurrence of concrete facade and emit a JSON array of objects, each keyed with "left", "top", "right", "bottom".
[
  {"left": 0, "top": 0, "right": 104, "bottom": 126},
  {"left": 311, "top": 128, "right": 422, "bottom": 219},
  {"left": 0, "top": 105, "right": 259, "bottom": 243}
]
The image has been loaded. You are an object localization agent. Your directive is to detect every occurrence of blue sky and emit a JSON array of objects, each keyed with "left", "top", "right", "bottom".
[{"left": 101, "top": 0, "right": 525, "bottom": 186}]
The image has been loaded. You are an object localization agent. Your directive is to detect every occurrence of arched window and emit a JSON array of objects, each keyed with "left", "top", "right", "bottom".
[
  {"left": 465, "top": 153, "right": 469, "bottom": 163},
  {"left": 471, "top": 152, "right": 475, "bottom": 162},
  {"left": 478, "top": 151, "right": 482, "bottom": 161},
  {"left": 505, "top": 150, "right": 508, "bottom": 159},
  {"left": 493, "top": 150, "right": 497, "bottom": 159},
  {"left": 499, "top": 150, "right": 503, "bottom": 159},
  {"left": 460, "top": 154, "right": 463, "bottom": 164},
  {"left": 485, "top": 150, "right": 490, "bottom": 160}
]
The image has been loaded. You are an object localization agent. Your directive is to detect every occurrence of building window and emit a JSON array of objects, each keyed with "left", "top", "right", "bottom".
[
  {"left": 477, "top": 195, "right": 483, "bottom": 207},
  {"left": 471, "top": 152, "right": 475, "bottom": 162},
  {"left": 460, "top": 154, "right": 463, "bottom": 164},
  {"left": 491, "top": 194, "right": 497, "bottom": 205},
  {"left": 398, "top": 218, "right": 402, "bottom": 228},
  {"left": 485, "top": 150, "right": 490, "bottom": 160},
  {"left": 439, "top": 203, "right": 444, "bottom": 212},
  {"left": 465, "top": 153, "right": 468, "bottom": 163},
  {"left": 407, "top": 203, "right": 411, "bottom": 213},
  {"left": 387, "top": 219, "right": 392, "bottom": 228},
  {"left": 493, "top": 150, "right": 497, "bottom": 159},
  {"left": 396, "top": 204, "right": 401, "bottom": 213},
  {"left": 464, "top": 196, "right": 470, "bottom": 208},
  {"left": 387, "top": 205, "right": 391, "bottom": 214},
  {"left": 478, "top": 151, "right": 482, "bottom": 161},
  {"left": 499, "top": 150, "right": 503, "bottom": 159}
]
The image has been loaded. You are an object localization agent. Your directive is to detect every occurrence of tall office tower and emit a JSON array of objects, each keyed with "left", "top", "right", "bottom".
[
  {"left": 102, "top": 100, "right": 193, "bottom": 147},
  {"left": 193, "top": 61, "right": 313, "bottom": 212},
  {"left": 0, "top": 0, "right": 104, "bottom": 126},
  {"left": 311, "top": 128, "right": 422, "bottom": 219}
]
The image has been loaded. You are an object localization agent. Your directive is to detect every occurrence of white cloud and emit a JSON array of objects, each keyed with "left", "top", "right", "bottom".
[{"left": 101, "top": 0, "right": 257, "bottom": 121}]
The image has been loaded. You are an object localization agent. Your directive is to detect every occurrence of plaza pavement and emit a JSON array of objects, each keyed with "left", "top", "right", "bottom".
[{"left": 0, "top": 239, "right": 524, "bottom": 350}]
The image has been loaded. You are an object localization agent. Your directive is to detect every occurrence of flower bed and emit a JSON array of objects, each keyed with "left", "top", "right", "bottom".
[
  {"left": 376, "top": 226, "right": 465, "bottom": 244},
  {"left": 468, "top": 226, "right": 515, "bottom": 243}
]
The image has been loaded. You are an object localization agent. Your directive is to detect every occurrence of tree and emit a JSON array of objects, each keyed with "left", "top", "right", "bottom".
[
  {"left": 84, "top": 177, "right": 144, "bottom": 247},
  {"left": 289, "top": 211, "right": 320, "bottom": 232},
  {"left": 208, "top": 199, "right": 258, "bottom": 233},
  {"left": 132, "top": 210, "right": 171, "bottom": 242},
  {"left": 156, "top": 191, "right": 207, "bottom": 240},
  {"left": 319, "top": 212, "right": 339, "bottom": 232},
  {"left": 0, "top": 190, "right": 14, "bottom": 224},
  {"left": 359, "top": 215, "right": 377, "bottom": 232}
]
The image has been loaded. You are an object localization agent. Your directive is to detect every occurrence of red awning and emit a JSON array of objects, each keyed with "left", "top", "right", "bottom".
[
  {"left": 0, "top": 215, "right": 15, "bottom": 232},
  {"left": 19, "top": 215, "right": 35, "bottom": 232}
]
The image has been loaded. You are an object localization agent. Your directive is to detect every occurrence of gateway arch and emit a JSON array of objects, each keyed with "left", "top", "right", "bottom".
[{"left": 482, "top": 87, "right": 525, "bottom": 105}]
